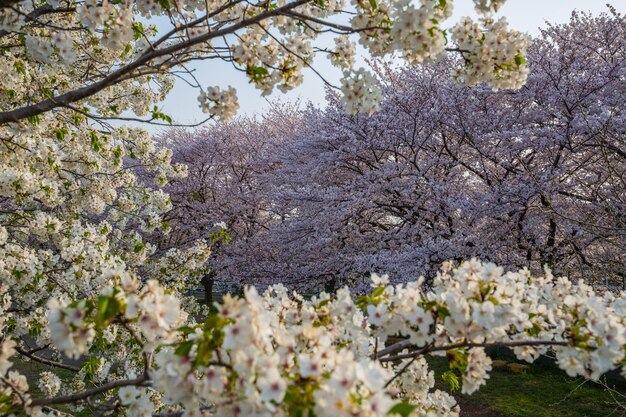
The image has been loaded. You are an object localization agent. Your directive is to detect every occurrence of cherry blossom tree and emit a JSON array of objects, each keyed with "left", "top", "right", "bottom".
[
  {"left": 225, "top": 7, "right": 625, "bottom": 290},
  {"left": 152, "top": 106, "right": 302, "bottom": 299}
]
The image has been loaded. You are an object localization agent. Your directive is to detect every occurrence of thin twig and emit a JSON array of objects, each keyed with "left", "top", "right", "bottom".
[
  {"left": 15, "top": 346, "right": 80, "bottom": 372},
  {"left": 378, "top": 340, "right": 569, "bottom": 362}
]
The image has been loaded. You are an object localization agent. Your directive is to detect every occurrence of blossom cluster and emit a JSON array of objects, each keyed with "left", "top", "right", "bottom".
[
  {"left": 125, "top": 278, "right": 185, "bottom": 344},
  {"left": 3, "top": 260, "right": 622, "bottom": 416},
  {"left": 148, "top": 260, "right": 626, "bottom": 416},
  {"left": 331, "top": 36, "right": 356, "bottom": 69},
  {"left": 198, "top": 87, "right": 240, "bottom": 121},
  {"left": 46, "top": 271, "right": 187, "bottom": 359},
  {"left": 388, "top": 0, "right": 453, "bottom": 64},
  {"left": 451, "top": 16, "right": 529, "bottom": 89},
  {"left": 1, "top": 294, "right": 36, "bottom": 415},
  {"left": 37, "top": 372, "right": 61, "bottom": 397},
  {"left": 341, "top": 68, "right": 382, "bottom": 114},
  {"left": 0, "top": 0, "right": 528, "bottom": 122},
  {"left": 47, "top": 298, "right": 97, "bottom": 359},
  {"left": 473, "top": 0, "right": 506, "bottom": 14},
  {"left": 0, "top": 116, "right": 195, "bottom": 348}
]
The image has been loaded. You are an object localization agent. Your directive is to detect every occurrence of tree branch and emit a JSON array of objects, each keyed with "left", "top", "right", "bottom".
[
  {"left": 15, "top": 346, "right": 80, "bottom": 372},
  {"left": 30, "top": 374, "right": 149, "bottom": 406},
  {"left": 378, "top": 339, "right": 569, "bottom": 363},
  {"left": 0, "top": 0, "right": 311, "bottom": 125}
]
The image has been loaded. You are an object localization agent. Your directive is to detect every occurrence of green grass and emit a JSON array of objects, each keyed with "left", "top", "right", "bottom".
[
  {"left": 12, "top": 358, "right": 94, "bottom": 417},
  {"left": 12, "top": 358, "right": 76, "bottom": 395},
  {"left": 428, "top": 354, "right": 624, "bottom": 417}
]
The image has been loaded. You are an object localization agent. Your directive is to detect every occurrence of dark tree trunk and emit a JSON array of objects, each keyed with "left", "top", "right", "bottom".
[{"left": 202, "top": 272, "right": 214, "bottom": 305}]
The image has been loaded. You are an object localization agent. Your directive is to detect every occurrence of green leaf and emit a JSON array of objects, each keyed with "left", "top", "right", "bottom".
[
  {"left": 97, "top": 296, "right": 109, "bottom": 320},
  {"left": 447, "top": 348, "right": 468, "bottom": 373},
  {"left": 133, "top": 242, "right": 145, "bottom": 253},
  {"left": 174, "top": 340, "right": 194, "bottom": 356},
  {"left": 525, "top": 321, "right": 542, "bottom": 337},
  {"left": 203, "top": 313, "right": 230, "bottom": 332},
  {"left": 152, "top": 107, "right": 173, "bottom": 124},
  {"left": 96, "top": 295, "right": 121, "bottom": 329},
  {"left": 178, "top": 325, "right": 197, "bottom": 335},
  {"left": 368, "top": 0, "right": 377, "bottom": 9},
  {"left": 53, "top": 128, "right": 68, "bottom": 141},
  {"left": 210, "top": 229, "right": 231, "bottom": 244},
  {"left": 246, "top": 65, "right": 269, "bottom": 82},
  {"left": 81, "top": 357, "right": 101, "bottom": 382},
  {"left": 71, "top": 113, "right": 83, "bottom": 125},
  {"left": 514, "top": 54, "right": 527, "bottom": 66},
  {"left": 14, "top": 61, "right": 26, "bottom": 75},
  {"left": 355, "top": 295, "right": 370, "bottom": 311},
  {"left": 191, "top": 191, "right": 204, "bottom": 202},
  {"left": 438, "top": 305, "right": 451, "bottom": 318},
  {"left": 90, "top": 131, "right": 101, "bottom": 152},
  {"left": 194, "top": 338, "right": 213, "bottom": 366},
  {"left": 28, "top": 320, "right": 42, "bottom": 337},
  {"left": 188, "top": 314, "right": 231, "bottom": 367},
  {"left": 371, "top": 286, "right": 385, "bottom": 298},
  {"left": 388, "top": 402, "right": 418, "bottom": 417},
  {"left": 0, "top": 392, "right": 21, "bottom": 414},
  {"left": 441, "top": 370, "right": 460, "bottom": 392},
  {"left": 132, "top": 22, "right": 145, "bottom": 41},
  {"left": 317, "top": 298, "right": 331, "bottom": 308}
]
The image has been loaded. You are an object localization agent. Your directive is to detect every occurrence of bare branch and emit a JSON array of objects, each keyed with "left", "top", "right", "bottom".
[
  {"left": 378, "top": 339, "right": 569, "bottom": 363},
  {"left": 30, "top": 374, "right": 149, "bottom": 406},
  {"left": 15, "top": 346, "right": 80, "bottom": 372}
]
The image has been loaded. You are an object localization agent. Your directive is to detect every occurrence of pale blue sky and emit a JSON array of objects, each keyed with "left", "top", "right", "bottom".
[{"left": 155, "top": 1, "right": 620, "bottom": 128}]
